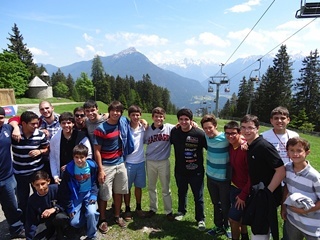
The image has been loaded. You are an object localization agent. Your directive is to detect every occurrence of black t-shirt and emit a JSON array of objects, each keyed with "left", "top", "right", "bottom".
[
  {"left": 247, "top": 135, "right": 284, "bottom": 204},
  {"left": 170, "top": 127, "right": 207, "bottom": 176}
]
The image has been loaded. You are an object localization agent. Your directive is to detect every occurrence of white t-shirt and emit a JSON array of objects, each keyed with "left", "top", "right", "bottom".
[
  {"left": 261, "top": 129, "right": 299, "bottom": 165},
  {"left": 125, "top": 124, "right": 145, "bottom": 164}
]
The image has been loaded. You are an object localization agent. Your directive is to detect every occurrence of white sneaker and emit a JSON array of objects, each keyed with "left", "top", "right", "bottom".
[
  {"left": 174, "top": 212, "right": 184, "bottom": 221},
  {"left": 198, "top": 220, "right": 206, "bottom": 231}
]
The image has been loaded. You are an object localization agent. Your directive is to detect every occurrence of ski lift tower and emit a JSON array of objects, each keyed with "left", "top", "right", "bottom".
[
  {"left": 208, "top": 77, "right": 229, "bottom": 118},
  {"left": 208, "top": 64, "right": 229, "bottom": 117}
]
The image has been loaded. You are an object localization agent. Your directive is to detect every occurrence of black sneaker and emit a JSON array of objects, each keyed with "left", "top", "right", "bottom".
[
  {"left": 11, "top": 229, "right": 26, "bottom": 239},
  {"left": 145, "top": 210, "right": 156, "bottom": 218},
  {"left": 166, "top": 212, "right": 175, "bottom": 221}
]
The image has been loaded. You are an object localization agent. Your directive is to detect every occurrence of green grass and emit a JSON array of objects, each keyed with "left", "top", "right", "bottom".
[{"left": 14, "top": 100, "right": 320, "bottom": 239}]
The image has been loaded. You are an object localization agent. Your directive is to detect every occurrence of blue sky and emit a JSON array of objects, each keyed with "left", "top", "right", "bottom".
[{"left": 1, "top": 0, "right": 319, "bottom": 67}]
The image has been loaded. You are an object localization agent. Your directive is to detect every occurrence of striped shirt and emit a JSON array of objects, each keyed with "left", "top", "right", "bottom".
[
  {"left": 284, "top": 162, "right": 320, "bottom": 237},
  {"left": 39, "top": 114, "right": 60, "bottom": 140},
  {"left": 205, "top": 132, "right": 230, "bottom": 181},
  {"left": 12, "top": 127, "right": 49, "bottom": 176},
  {"left": 94, "top": 121, "right": 123, "bottom": 165}
]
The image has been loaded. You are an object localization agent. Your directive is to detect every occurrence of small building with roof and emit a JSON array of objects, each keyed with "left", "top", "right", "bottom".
[{"left": 27, "top": 76, "right": 53, "bottom": 99}]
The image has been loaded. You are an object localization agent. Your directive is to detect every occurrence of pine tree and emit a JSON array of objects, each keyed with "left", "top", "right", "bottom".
[
  {"left": 293, "top": 49, "right": 320, "bottom": 129},
  {"left": 253, "top": 45, "right": 293, "bottom": 122},
  {"left": 235, "top": 76, "right": 252, "bottom": 117},
  {"left": 51, "top": 69, "right": 67, "bottom": 97},
  {"left": 6, "top": 23, "right": 37, "bottom": 80},
  {"left": 91, "top": 55, "right": 110, "bottom": 102},
  {"left": 66, "top": 74, "right": 74, "bottom": 98}
]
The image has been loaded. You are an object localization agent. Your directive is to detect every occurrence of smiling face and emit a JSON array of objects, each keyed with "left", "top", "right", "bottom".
[
  {"left": 108, "top": 108, "right": 122, "bottom": 124},
  {"left": 74, "top": 110, "right": 86, "bottom": 125},
  {"left": 60, "top": 120, "right": 74, "bottom": 134},
  {"left": 74, "top": 154, "right": 87, "bottom": 168},
  {"left": 178, "top": 115, "right": 192, "bottom": 132},
  {"left": 287, "top": 142, "right": 310, "bottom": 166},
  {"left": 84, "top": 107, "right": 99, "bottom": 121},
  {"left": 152, "top": 113, "right": 165, "bottom": 128},
  {"left": 39, "top": 102, "right": 54, "bottom": 119},
  {"left": 129, "top": 112, "right": 141, "bottom": 126},
  {"left": 240, "top": 121, "right": 259, "bottom": 144},
  {"left": 22, "top": 118, "right": 39, "bottom": 135},
  {"left": 32, "top": 178, "right": 50, "bottom": 196},
  {"left": 225, "top": 128, "right": 241, "bottom": 146},
  {"left": 202, "top": 121, "right": 218, "bottom": 138},
  {"left": 270, "top": 114, "right": 290, "bottom": 134}
]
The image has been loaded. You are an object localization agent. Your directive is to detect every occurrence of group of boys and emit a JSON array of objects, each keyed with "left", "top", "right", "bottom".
[{"left": 0, "top": 101, "right": 319, "bottom": 240}]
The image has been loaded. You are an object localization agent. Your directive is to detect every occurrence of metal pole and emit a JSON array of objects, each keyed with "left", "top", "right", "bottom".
[{"left": 215, "top": 83, "right": 220, "bottom": 117}]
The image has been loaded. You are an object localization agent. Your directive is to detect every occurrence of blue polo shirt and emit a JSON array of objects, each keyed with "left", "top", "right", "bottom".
[{"left": 0, "top": 124, "right": 14, "bottom": 181}]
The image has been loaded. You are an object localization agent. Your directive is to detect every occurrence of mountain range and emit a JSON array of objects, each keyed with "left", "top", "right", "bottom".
[{"left": 41, "top": 48, "right": 305, "bottom": 112}]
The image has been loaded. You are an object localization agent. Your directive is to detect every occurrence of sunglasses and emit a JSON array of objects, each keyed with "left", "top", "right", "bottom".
[{"left": 75, "top": 114, "right": 85, "bottom": 118}]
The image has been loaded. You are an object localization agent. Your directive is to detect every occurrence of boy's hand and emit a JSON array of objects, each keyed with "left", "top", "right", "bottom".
[
  {"left": 281, "top": 204, "right": 287, "bottom": 220},
  {"left": 235, "top": 196, "right": 245, "bottom": 210},
  {"left": 41, "top": 208, "right": 55, "bottom": 218},
  {"left": 29, "top": 149, "right": 42, "bottom": 158},
  {"left": 69, "top": 212, "right": 75, "bottom": 218},
  {"left": 54, "top": 177, "right": 61, "bottom": 185},
  {"left": 98, "top": 171, "right": 106, "bottom": 184}
]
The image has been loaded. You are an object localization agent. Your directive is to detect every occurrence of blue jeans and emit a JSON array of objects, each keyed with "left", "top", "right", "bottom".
[
  {"left": 175, "top": 172, "right": 205, "bottom": 222},
  {"left": 69, "top": 191, "right": 99, "bottom": 238},
  {"left": 0, "top": 175, "right": 24, "bottom": 236},
  {"left": 207, "top": 177, "right": 231, "bottom": 228},
  {"left": 14, "top": 174, "right": 34, "bottom": 223}
]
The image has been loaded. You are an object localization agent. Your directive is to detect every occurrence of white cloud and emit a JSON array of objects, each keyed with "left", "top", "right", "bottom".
[
  {"left": 95, "top": 51, "right": 107, "bottom": 57},
  {"left": 199, "top": 32, "right": 230, "bottom": 47},
  {"left": 104, "top": 32, "right": 168, "bottom": 46},
  {"left": 86, "top": 45, "right": 95, "bottom": 52},
  {"left": 75, "top": 47, "right": 86, "bottom": 58},
  {"left": 29, "top": 47, "right": 48, "bottom": 56},
  {"left": 183, "top": 48, "right": 198, "bottom": 57},
  {"left": 226, "top": 0, "right": 261, "bottom": 13},
  {"left": 83, "top": 33, "right": 93, "bottom": 42},
  {"left": 185, "top": 37, "right": 198, "bottom": 46}
]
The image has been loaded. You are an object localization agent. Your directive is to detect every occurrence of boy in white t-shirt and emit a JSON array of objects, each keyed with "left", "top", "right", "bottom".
[{"left": 123, "top": 105, "right": 146, "bottom": 220}]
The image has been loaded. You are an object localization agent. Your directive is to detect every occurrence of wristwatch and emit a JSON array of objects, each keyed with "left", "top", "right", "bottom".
[{"left": 54, "top": 206, "right": 60, "bottom": 213}]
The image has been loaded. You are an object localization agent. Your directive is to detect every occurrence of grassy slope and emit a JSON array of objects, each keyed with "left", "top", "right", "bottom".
[{"left": 39, "top": 102, "right": 320, "bottom": 239}]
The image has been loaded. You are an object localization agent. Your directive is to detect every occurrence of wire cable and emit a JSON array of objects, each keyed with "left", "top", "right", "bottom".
[
  {"left": 223, "top": 0, "right": 276, "bottom": 66},
  {"left": 228, "top": 17, "right": 317, "bottom": 81}
]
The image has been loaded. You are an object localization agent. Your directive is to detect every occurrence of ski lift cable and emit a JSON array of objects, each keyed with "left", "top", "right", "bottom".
[
  {"left": 228, "top": 17, "right": 317, "bottom": 81},
  {"left": 223, "top": 0, "right": 276, "bottom": 66}
]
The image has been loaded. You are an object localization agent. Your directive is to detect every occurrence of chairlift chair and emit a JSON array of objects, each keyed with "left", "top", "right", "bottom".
[
  {"left": 208, "top": 86, "right": 214, "bottom": 92},
  {"left": 224, "top": 87, "right": 230, "bottom": 93},
  {"left": 296, "top": 0, "right": 320, "bottom": 18}
]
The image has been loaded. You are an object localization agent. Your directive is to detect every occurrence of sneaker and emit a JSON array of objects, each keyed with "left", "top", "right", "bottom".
[
  {"left": 224, "top": 226, "right": 232, "bottom": 239},
  {"left": 123, "top": 211, "right": 133, "bottom": 221},
  {"left": 145, "top": 210, "right": 156, "bottom": 218},
  {"left": 11, "top": 229, "right": 26, "bottom": 239},
  {"left": 198, "top": 220, "right": 206, "bottom": 231},
  {"left": 207, "top": 226, "right": 225, "bottom": 237},
  {"left": 166, "top": 212, "right": 175, "bottom": 221},
  {"left": 98, "top": 220, "right": 108, "bottom": 234},
  {"left": 174, "top": 212, "right": 185, "bottom": 221},
  {"left": 136, "top": 209, "right": 146, "bottom": 218},
  {"left": 114, "top": 217, "right": 126, "bottom": 228}
]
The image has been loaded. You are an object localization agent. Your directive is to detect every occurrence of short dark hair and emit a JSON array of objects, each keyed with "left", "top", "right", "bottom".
[
  {"left": 128, "top": 105, "right": 142, "bottom": 116},
  {"left": 200, "top": 114, "right": 217, "bottom": 128},
  {"left": 240, "top": 114, "right": 260, "bottom": 128},
  {"left": 73, "top": 144, "right": 88, "bottom": 157},
  {"left": 83, "top": 100, "right": 98, "bottom": 109},
  {"left": 21, "top": 111, "right": 39, "bottom": 124},
  {"left": 152, "top": 107, "right": 166, "bottom": 117},
  {"left": 59, "top": 112, "right": 75, "bottom": 123},
  {"left": 31, "top": 170, "right": 50, "bottom": 183},
  {"left": 108, "top": 101, "right": 124, "bottom": 114},
  {"left": 177, "top": 108, "right": 193, "bottom": 120},
  {"left": 224, "top": 120, "right": 240, "bottom": 133},
  {"left": 73, "top": 106, "right": 84, "bottom": 114},
  {"left": 286, "top": 137, "right": 310, "bottom": 151},
  {"left": 270, "top": 106, "right": 290, "bottom": 118}
]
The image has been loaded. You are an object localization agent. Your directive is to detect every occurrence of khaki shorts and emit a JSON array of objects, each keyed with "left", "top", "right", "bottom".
[{"left": 99, "top": 162, "right": 128, "bottom": 201}]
